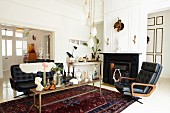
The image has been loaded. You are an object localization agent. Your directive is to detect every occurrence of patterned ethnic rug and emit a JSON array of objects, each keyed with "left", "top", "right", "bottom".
[{"left": 0, "top": 85, "right": 134, "bottom": 113}]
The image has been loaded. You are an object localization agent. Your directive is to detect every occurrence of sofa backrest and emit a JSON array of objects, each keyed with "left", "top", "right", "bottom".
[{"left": 10, "top": 65, "right": 35, "bottom": 82}]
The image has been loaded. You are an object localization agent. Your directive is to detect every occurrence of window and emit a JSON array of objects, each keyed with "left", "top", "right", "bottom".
[
  {"left": 1, "top": 29, "right": 13, "bottom": 36},
  {"left": 7, "top": 40, "right": 12, "bottom": 56},
  {"left": 15, "top": 31, "right": 23, "bottom": 38},
  {"left": 2, "top": 40, "right": 5, "bottom": 56},
  {"left": 2, "top": 30, "right": 5, "bottom": 36},
  {"left": 16, "top": 41, "right": 23, "bottom": 56}
]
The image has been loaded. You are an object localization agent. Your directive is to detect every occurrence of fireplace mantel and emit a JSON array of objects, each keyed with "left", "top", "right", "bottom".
[
  {"left": 101, "top": 53, "right": 141, "bottom": 85},
  {"left": 101, "top": 52, "right": 142, "bottom": 55}
]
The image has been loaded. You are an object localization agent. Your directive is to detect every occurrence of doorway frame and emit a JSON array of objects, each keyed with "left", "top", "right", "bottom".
[
  {"left": 142, "top": 1, "right": 170, "bottom": 78},
  {"left": 0, "top": 19, "right": 56, "bottom": 78}
]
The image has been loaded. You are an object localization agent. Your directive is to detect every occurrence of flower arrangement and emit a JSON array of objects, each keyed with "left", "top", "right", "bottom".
[
  {"left": 51, "top": 64, "right": 63, "bottom": 73},
  {"left": 83, "top": 36, "right": 101, "bottom": 61}
]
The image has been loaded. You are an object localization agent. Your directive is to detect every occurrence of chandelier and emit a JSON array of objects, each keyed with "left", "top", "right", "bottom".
[
  {"left": 83, "top": 0, "right": 97, "bottom": 48},
  {"left": 83, "top": 0, "right": 97, "bottom": 38}
]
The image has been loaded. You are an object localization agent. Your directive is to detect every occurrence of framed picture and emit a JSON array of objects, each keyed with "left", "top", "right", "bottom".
[
  {"left": 156, "top": 28, "right": 163, "bottom": 53},
  {"left": 147, "top": 29, "right": 155, "bottom": 53},
  {"left": 147, "top": 17, "right": 155, "bottom": 26},
  {"left": 156, "top": 16, "right": 163, "bottom": 25}
]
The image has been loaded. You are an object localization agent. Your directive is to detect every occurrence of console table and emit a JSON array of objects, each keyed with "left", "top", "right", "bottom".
[{"left": 30, "top": 61, "right": 102, "bottom": 113}]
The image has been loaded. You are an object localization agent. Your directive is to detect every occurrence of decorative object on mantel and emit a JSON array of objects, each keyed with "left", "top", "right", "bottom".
[
  {"left": 83, "top": 36, "right": 101, "bottom": 61},
  {"left": 114, "top": 17, "right": 124, "bottom": 32}
]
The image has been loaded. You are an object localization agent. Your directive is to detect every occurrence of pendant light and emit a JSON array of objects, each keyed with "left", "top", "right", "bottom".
[
  {"left": 90, "top": 0, "right": 97, "bottom": 37},
  {"left": 83, "top": 0, "right": 89, "bottom": 14},
  {"left": 91, "top": 22, "right": 97, "bottom": 37},
  {"left": 87, "top": 33, "right": 94, "bottom": 48},
  {"left": 86, "top": 12, "right": 92, "bottom": 26}
]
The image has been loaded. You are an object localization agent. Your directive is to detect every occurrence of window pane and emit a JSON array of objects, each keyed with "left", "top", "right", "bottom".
[
  {"left": 6, "top": 30, "right": 13, "bottom": 36},
  {"left": 2, "top": 40, "right": 5, "bottom": 56},
  {"left": 7, "top": 40, "right": 12, "bottom": 56},
  {"left": 16, "top": 49, "right": 22, "bottom": 56},
  {"left": 16, "top": 41, "right": 22, "bottom": 48},
  {"left": 2, "top": 30, "right": 5, "bottom": 36},
  {"left": 15, "top": 32, "right": 23, "bottom": 38},
  {"left": 23, "top": 41, "right": 27, "bottom": 50}
]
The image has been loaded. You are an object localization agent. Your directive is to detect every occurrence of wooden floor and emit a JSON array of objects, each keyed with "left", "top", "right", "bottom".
[{"left": 0, "top": 70, "right": 170, "bottom": 113}]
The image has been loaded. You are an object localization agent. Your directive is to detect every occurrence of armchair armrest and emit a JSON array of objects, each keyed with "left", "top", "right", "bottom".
[
  {"left": 131, "top": 83, "right": 156, "bottom": 97},
  {"left": 120, "top": 77, "right": 136, "bottom": 81}
]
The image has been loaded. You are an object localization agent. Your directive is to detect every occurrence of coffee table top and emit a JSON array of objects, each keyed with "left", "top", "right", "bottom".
[{"left": 30, "top": 78, "right": 101, "bottom": 95}]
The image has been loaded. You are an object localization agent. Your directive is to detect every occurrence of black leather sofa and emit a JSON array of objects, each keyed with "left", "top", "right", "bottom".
[{"left": 10, "top": 63, "right": 63, "bottom": 98}]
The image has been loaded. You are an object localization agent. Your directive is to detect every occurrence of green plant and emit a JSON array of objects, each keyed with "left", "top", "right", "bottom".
[
  {"left": 83, "top": 36, "right": 101, "bottom": 60},
  {"left": 51, "top": 64, "right": 63, "bottom": 72}
]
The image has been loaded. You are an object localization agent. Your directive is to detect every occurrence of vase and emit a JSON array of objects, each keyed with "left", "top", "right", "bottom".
[
  {"left": 43, "top": 72, "right": 46, "bottom": 87},
  {"left": 54, "top": 71, "right": 63, "bottom": 87}
]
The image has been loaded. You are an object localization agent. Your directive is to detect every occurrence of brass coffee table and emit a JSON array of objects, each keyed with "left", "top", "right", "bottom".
[{"left": 30, "top": 79, "right": 102, "bottom": 113}]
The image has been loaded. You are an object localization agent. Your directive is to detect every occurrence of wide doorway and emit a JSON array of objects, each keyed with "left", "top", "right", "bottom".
[{"left": 1, "top": 25, "right": 54, "bottom": 72}]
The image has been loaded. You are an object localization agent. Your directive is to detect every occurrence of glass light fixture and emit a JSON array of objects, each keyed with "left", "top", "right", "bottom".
[
  {"left": 91, "top": 22, "right": 97, "bottom": 37},
  {"left": 86, "top": 13, "right": 92, "bottom": 26},
  {"left": 87, "top": 33, "right": 94, "bottom": 48},
  {"left": 83, "top": 0, "right": 89, "bottom": 14}
]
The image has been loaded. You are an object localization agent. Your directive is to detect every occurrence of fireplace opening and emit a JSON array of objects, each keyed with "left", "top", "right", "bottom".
[
  {"left": 102, "top": 53, "right": 140, "bottom": 85},
  {"left": 110, "top": 62, "right": 131, "bottom": 84}
]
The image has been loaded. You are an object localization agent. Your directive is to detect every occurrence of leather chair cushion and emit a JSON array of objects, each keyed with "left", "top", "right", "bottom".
[
  {"left": 141, "top": 62, "right": 161, "bottom": 73},
  {"left": 115, "top": 82, "right": 144, "bottom": 95},
  {"left": 136, "top": 70, "right": 157, "bottom": 84}
]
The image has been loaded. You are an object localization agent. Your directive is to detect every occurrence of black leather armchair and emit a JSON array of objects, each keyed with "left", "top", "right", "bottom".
[
  {"left": 10, "top": 65, "right": 37, "bottom": 98},
  {"left": 10, "top": 63, "right": 64, "bottom": 98},
  {"left": 114, "top": 62, "right": 162, "bottom": 104}
]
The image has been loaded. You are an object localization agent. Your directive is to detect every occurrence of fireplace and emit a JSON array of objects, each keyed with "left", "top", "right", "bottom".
[{"left": 102, "top": 53, "right": 141, "bottom": 85}]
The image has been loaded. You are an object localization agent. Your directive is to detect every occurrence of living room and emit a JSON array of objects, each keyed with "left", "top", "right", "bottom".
[{"left": 0, "top": 0, "right": 170, "bottom": 113}]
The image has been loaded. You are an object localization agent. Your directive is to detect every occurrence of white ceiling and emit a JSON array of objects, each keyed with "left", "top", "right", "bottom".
[{"left": 54, "top": 0, "right": 103, "bottom": 7}]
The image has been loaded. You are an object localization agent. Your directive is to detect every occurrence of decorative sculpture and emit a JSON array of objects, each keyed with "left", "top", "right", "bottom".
[
  {"left": 38, "top": 47, "right": 44, "bottom": 59},
  {"left": 35, "top": 77, "right": 44, "bottom": 91},
  {"left": 114, "top": 18, "right": 124, "bottom": 32}
]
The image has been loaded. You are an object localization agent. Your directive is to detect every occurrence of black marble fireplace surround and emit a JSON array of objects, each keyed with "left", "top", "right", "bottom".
[{"left": 102, "top": 53, "right": 141, "bottom": 85}]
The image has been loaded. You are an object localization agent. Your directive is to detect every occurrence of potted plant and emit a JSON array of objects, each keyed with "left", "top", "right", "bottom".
[
  {"left": 51, "top": 64, "right": 63, "bottom": 86},
  {"left": 51, "top": 64, "right": 63, "bottom": 74},
  {"left": 83, "top": 36, "right": 101, "bottom": 61}
]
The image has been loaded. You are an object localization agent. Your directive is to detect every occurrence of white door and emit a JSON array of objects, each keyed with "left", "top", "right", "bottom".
[
  {"left": 1, "top": 29, "right": 14, "bottom": 71},
  {"left": 1, "top": 28, "right": 27, "bottom": 71}
]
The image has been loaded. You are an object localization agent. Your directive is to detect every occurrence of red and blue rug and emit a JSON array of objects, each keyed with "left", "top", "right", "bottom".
[{"left": 0, "top": 85, "right": 134, "bottom": 113}]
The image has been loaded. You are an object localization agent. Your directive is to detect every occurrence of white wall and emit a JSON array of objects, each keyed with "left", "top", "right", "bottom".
[
  {"left": 148, "top": 10, "right": 170, "bottom": 78},
  {"left": 0, "top": 0, "right": 91, "bottom": 70},
  {"left": 104, "top": 0, "right": 170, "bottom": 71},
  {"left": 0, "top": 25, "right": 2, "bottom": 78}
]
